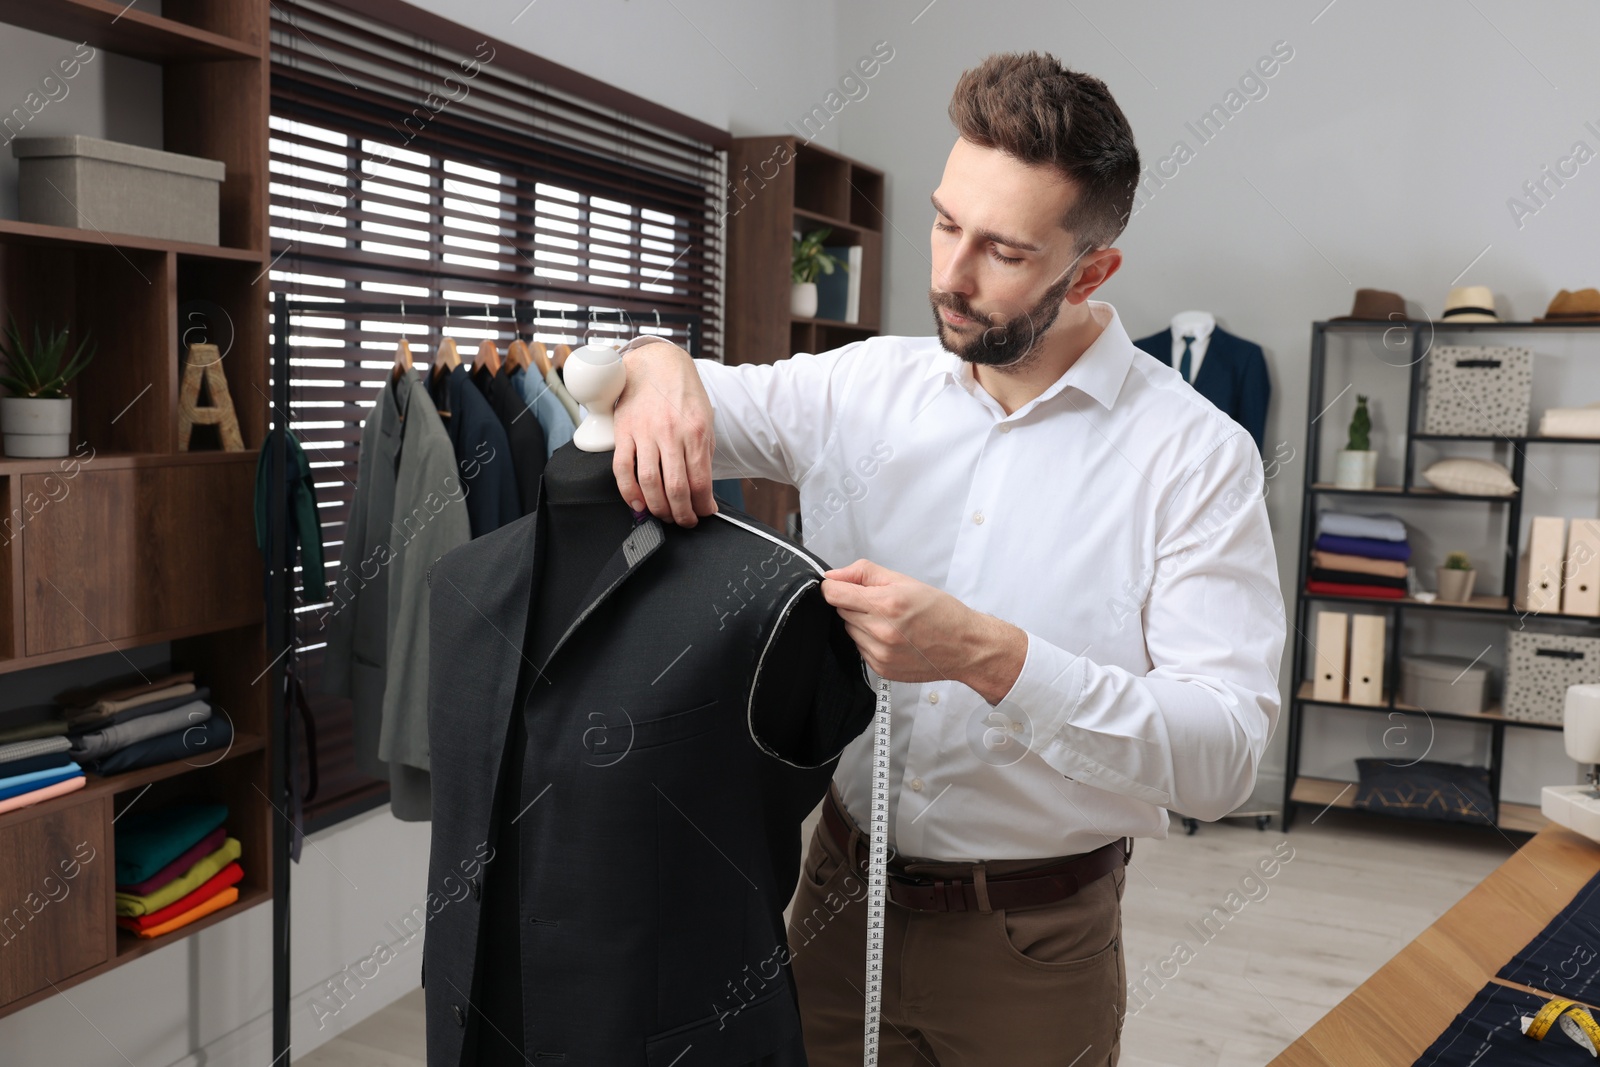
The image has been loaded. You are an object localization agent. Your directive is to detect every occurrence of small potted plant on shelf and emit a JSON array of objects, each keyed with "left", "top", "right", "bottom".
[
  {"left": 791, "top": 226, "right": 847, "bottom": 319},
  {"left": 0, "top": 317, "right": 95, "bottom": 458},
  {"left": 1437, "top": 551, "right": 1476, "bottom": 603},
  {"left": 1334, "top": 393, "right": 1378, "bottom": 490}
]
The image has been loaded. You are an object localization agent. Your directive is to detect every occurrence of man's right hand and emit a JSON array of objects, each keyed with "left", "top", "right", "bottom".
[{"left": 613, "top": 340, "right": 719, "bottom": 527}]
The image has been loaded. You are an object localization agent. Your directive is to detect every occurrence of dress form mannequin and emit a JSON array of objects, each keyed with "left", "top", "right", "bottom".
[
  {"left": 469, "top": 442, "right": 636, "bottom": 1064},
  {"left": 1131, "top": 311, "right": 1270, "bottom": 449}
]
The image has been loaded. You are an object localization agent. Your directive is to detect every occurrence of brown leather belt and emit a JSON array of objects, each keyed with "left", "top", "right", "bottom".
[{"left": 821, "top": 787, "right": 1130, "bottom": 913}]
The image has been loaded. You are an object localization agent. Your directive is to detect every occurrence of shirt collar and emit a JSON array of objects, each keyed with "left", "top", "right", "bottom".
[{"left": 921, "top": 300, "right": 1136, "bottom": 413}]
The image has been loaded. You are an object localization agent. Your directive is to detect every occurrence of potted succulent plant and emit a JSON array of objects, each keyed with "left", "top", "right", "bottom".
[
  {"left": 1334, "top": 394, "right": 1378, "bottom": 490},
  {"left": 1437, "top": 551, "right": 1476, "bottom": 603},
  {"left": 0, "top": 317, "right": 96, "bottom": 458},
  {"left": 790, "top": 227, "right": 847, "bottom": 319}
]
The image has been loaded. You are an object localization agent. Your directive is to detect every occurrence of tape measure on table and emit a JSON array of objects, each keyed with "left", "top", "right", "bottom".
[
  {"left": 1522, "top": 995, "right": 1600, "bottom": 1057},
  {"left": 863, "top": 674, "right": 892, "bottom": 1066}
]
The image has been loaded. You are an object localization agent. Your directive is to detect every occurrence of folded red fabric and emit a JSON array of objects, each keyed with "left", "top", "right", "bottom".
[
  {"left": 117, "top": 861, "right": 244, "bottom": 932},
  {"left": 1305, "top": 579, "right": 1407, "bottom": 600}
]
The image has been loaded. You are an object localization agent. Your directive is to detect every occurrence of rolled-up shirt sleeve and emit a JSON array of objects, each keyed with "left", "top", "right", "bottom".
[{"left": 996, "top": 429, "right": 1286, "bottom": 822}]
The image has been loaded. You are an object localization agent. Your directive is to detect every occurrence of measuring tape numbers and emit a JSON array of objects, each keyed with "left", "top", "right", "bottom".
[{"left": 863, "top": 673, "right": 892, "bottom": 1066}]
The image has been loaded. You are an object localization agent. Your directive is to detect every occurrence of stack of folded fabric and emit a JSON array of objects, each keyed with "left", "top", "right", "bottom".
[
  {"left": 57, "top": 670, "right": 232, "bottom": 776},
  {"left": 114, "top": 802, "right": 243, "bottom": 940},
  {"left": 1308, "top": 510, "right": 1411, "bottom": 600},
  {"left": 0, "top": 712, "right": 86, "bottom": 813}
]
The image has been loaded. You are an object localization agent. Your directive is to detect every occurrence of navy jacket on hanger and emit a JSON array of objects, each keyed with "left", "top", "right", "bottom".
[
  {"left": 1132, "top": 326, "right": 1270, "bottom": 451},
  {"left": 428, "top": 363, "right": 521, "bottom": 537}
]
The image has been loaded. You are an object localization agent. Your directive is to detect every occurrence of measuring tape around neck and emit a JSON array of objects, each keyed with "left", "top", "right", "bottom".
[{"left": 863, "top": 674, "right": 892, "bottom": 1065}]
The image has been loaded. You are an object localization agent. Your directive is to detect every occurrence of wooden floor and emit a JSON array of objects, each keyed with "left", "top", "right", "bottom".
[{"left": 294, "top": 804, "right": 1515, "bottom": 1066}]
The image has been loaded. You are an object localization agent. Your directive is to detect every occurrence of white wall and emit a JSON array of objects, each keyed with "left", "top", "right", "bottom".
[{"left": 830, "top": 0, "right": 1600, "bottom": 808}]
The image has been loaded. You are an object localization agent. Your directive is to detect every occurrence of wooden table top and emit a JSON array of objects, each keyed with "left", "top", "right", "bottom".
[{"left": 1269, "top": 824, "right": 1600, "bottom": 1066}]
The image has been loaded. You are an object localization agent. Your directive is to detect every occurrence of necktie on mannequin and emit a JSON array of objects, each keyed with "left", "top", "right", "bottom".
[{"left": 1178, "top": 334, "right": 1194, "bottom": 383}]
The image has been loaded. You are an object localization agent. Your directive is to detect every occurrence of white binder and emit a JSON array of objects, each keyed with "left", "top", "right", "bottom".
[
  {"left": 1564, "top": 518, "right": 1600, "bottom": 617},
  {"left": 1348, "top": 614, "right": 1386, "bottom": 706},
  {"left": 1312, "top": 611, "right": 1349, "bottom": 702},
  {"left": 1525, "top": 516, "right": 1567, "bottom": 614}
]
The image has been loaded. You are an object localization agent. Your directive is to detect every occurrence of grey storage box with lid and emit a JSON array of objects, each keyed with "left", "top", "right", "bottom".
[
  {"left": 1400, "top": 655, "right": 1490, "bottom": 715},
  {"left": 12, "top": 135, "right": 225, "bottom": 246}
]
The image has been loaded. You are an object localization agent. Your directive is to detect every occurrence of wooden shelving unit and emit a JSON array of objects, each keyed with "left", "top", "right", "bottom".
[
  {"left": 0, "top": 0, "right": 271, "bottom": 1019},
  {"left": 724, "top": 135, "right": 885, "bottom": 536},
  {"left": 1282, "top": 318, "right": 1600, "bottom": 837}
]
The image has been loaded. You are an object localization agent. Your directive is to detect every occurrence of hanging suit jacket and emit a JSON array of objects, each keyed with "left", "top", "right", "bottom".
[
  {"left": 429, "top": 364, "right": 521, "bottom": 538},
  {"left": 1132, "top": 325, "right": 1271, "bottom": 451},
  {"left": 422, "top": 499, "right": 876, "bottom": 1066},
  {"left": 321, "top": 373, "right": 470, "bottom": 821},
  {"left": 253, "top": 427, "right": 326, "bottom": 601},
  {"left": 471, "top": 362, "right": 547, "bottom": 515}
]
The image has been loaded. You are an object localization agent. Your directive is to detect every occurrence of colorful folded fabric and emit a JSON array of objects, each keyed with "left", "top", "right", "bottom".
[
  {"left": 58, "top": 670, "right": 195, "bottom": 710},
  {"left": 117, "top": 836, "right": 241, "bottom": 917},
  {"left": 119, "top": 861, "right": 243, "bottom": 931},
  {"left": 82, "top": 713, "right": 231, "bottom": 778},
  {"left": 0, "top": 734, "right": 72, "bottom": 765},
  {"left": 64, "top": 685, "right": 203, "bottom": 730},
  {"left": 1317, "top": 511, "right": 1409, "bottom": 542},
  {"left": 1310, "top": 567, "right": 1407, "bottom": 590},
  {"left": 115, "top": 801, "right": 229, "bottom": 885},
  {"left": 120, "top": 885, "right": 239, "bottom": 940},
  {"left": 118, "top": 825, "right": 228, "bottom": 896},
  {"left": 0, "top": 774, "right": 85, "bottom": 814},
  {"left": 70, "top": 701, "right": 212, "bottom": 761},
  {"left": 1306, "top": 579, "right": 1407, "bottom": 600},
  {"left": 1311, "top": 550, "right": 1408, "bottom": 579},
  {"left": 1314, "top": 533, "right": 1412, "bottom": 562},
  {"left": 0, "top": 704, "right": 68, "bottom": 745},
  {"left": 0, "top": 762, "right": 84, "bottom": 801},
  {"left": 0, "top": 752, "right": 77, "bottom": 779}
]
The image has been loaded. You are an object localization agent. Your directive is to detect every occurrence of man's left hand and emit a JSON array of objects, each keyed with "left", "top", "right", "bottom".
[{"left": 820, "top": 559, "right": 1028, "bottom": 704}]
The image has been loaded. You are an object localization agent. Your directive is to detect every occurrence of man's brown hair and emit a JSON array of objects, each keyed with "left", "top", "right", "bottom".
[{"left": 949, "top": 52, "right": 1140, "bottom": 258}]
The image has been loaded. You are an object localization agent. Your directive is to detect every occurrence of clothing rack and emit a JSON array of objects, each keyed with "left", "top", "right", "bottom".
[{"left": 263, "top": 294, "right": 703, "bottom": 1065}]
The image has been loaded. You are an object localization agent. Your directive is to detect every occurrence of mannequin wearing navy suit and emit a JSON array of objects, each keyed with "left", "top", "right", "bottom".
[{"left": 1132, "top": 314, "right": 1269, "bottom": 451}]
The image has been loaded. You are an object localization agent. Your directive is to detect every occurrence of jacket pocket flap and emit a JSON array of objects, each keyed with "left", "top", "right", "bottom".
[{"left": 644, "top": 982, "right": 797, "bottom": 1066}]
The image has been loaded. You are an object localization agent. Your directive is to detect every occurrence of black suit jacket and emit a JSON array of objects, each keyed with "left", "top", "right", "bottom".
[
  {"left": 428, "top": 364, "right": 521, "bottom": 537},
  {"left": 1132, "top": 325, "right": 1270, "bottom": 450},
  {"left": 422, "top": 497, "right": 875, "bottom": 1065},
  {"left": 472, "top": 362, "right": 547, "bottom": 516}
]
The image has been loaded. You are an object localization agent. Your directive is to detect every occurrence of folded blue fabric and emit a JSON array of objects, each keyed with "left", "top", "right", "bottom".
[
  {"left": 0, "top": 752, "right": 76, "bottom": 779},
  {"left": 1317, "top": 511, "right": 1408, "bottom": 542},
  {"left": 86, "top": 714, "right": 233, "bottom": 781},
  {"left": 115, "top": 800, "right": 230, "bottom": 885},
  {"left": 1315, "top": 533, "right": 1412, "bottom": 562},
  {"left": 0, "top": 763, "right": 82, "bottom": 801}
]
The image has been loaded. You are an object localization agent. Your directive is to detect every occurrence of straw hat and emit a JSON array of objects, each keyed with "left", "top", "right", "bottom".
[
  {"left": 1535, "top": 288, "right": 1600, "bottom": 323},
  {"left": 1331, "top": 289, "right": 1408, "bottom": 321},
  {"left": 1440, "top": 285, "right": 1499, "bottom": 323}
]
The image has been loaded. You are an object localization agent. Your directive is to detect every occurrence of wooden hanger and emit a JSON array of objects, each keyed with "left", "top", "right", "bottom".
[
  {"left": 506, "top": 338, "right": 530, "bottom": 372},
  {"left": 432, "top": 335, "right": 460, "bottom": 378},
  {"left": 476, "top": 338, "right": 501, "bottom": 378},
  {"left": 528, "top": 340, "right": 552, "bottom": 378},
  {"left": 391, "top": 337, "right": 413, "bottom": 380},
  {"left": 552, "top": 343, "right": 571, "bottom": 373}
]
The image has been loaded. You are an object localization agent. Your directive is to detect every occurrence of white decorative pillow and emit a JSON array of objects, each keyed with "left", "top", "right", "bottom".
[{"left": 1421, "top": 458, "right": 1517, "bottom": 496}]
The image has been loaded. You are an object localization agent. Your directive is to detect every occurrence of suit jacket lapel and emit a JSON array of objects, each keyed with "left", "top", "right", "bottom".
[
  {"left": 535, "top": 514, "right": 668, "bottom": 677},
  {"left": 1190, "top": 327, "right": 1230, "bottom": 395}
]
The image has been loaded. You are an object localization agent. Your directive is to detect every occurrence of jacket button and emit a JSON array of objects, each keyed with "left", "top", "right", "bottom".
[
  {"left": 469, "top": 876, "right": 480, "bottom": 900},
  {"left": 453, "top": 1003, "right": 465, "bottom": 1027}
]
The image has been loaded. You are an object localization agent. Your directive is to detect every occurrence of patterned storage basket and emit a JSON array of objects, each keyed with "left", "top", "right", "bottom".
[
  {"left": 1422, "top": 345, "right": 1533, "bottom": 437},
  {"left": 1504, "top": 629, "right": 1600, "bottom": 724}
]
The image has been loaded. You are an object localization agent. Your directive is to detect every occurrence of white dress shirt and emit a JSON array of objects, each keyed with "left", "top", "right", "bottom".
[
  {"left": 673, "top": 300, "right": 1284, "bottom": 861},
  {"left": 1170, "top": 324, "right": 1213, "bottom": 383}
]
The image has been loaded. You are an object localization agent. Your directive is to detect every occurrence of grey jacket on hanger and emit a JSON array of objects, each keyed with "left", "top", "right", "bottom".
[
  {"left": 322, "top": 372, "right": 470, "bottom": 821},
  {"left": 421, "top": 502, "right": 875, "bottom": 1065}
]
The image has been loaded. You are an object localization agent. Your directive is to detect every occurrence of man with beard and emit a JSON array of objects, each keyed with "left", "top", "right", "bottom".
[{"left": 610, "top": 51, "right": 1283, "bottom": 1066}]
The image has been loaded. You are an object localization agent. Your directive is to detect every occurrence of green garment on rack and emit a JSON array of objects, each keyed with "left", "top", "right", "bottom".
[
  {"left": 116, "top": 836, "right": 241, "bottom": 917},
  {"left": 253, "top": 427, "right": 327, "bottom": 601}
]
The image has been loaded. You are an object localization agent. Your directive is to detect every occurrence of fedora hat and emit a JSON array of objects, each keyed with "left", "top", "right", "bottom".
[
  {"left": 1440, "top": 285, "right": 1499, "bottom": 323},
  {"left": 1331, "top": 289, "right": 1408, "bottom": 321},
  {"left": 1536, "top": 288, "right": 1600, "bottom": 322}
]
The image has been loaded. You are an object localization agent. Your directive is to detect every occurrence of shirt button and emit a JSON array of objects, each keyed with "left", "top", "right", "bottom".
[
  {"left": 972, "top": 511, "right": 985, "bottom": 525},
  {"left": 453, "top": 1004, "right": 466, "bottom": 1027},
  {"left": 927, "top": 691, "right": 939, "bottom": 704},
  {"left": 911, "top": 778, "right": 925, "bottom": 792},
  {"left": 998, "top": 423, "right": 1012, "bottom": 433}
]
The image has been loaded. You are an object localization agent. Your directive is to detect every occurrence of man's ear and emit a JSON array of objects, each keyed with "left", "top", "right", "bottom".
[{"left": 1067, "top": 247, "right": 1122, "bottom": 304}]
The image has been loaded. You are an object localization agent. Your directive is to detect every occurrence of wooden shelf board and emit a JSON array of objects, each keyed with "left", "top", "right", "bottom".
[
  {"left": 1309, "top": 483, "right": 1517, "bottom": 501},
  {"left": 792, "top": 207, "right": 879, "bottom": 236},
  {"left": 114, "top": 885, "right": 270, "bottom": 962},
  {"left": 1412, "top": 433, "right": 1600, "bottom": 445},
  {"left": 1320, "top": 319, "right": 1600, "bottom": 330},
  {"left": 1292, "top": 680, "right": 1558, "bottom": 730},
  {"left": 1303, "top": 589, "right": 1511, "bottom": 613},
  {"left": 0, "top": 0, "right": 261, "bottom": 62},
  {"left": 0, "top": 450, "right": 257, "bottom": 475},
  {"left": 792, "top": 314, "right": 877, "bottom": 330},
  {"left": 0, "top": 218, "right": 265, "bottom": 263},
  {"left": 0, "top": 615, "right": 264, "bottom": 676},
  {"left": 1289, "top": 775, "right": 1547, "bottom": 833},
  {"left": 0, "top": 732, "right": 265, "bottom": 834}
]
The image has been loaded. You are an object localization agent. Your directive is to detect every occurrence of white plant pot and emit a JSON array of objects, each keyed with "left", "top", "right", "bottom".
[
  {"left": 1333, "top": 449, "right": 1378, "bottom": 490},
  {"left": 1, "top": 396, "right": 72, "bottom": 458},
  {"left": 790, "top": 282, "right": 818, "bottom": 319},
  {"left": 1436, "top": 567, "right": 1476, "bottom": 603}
]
